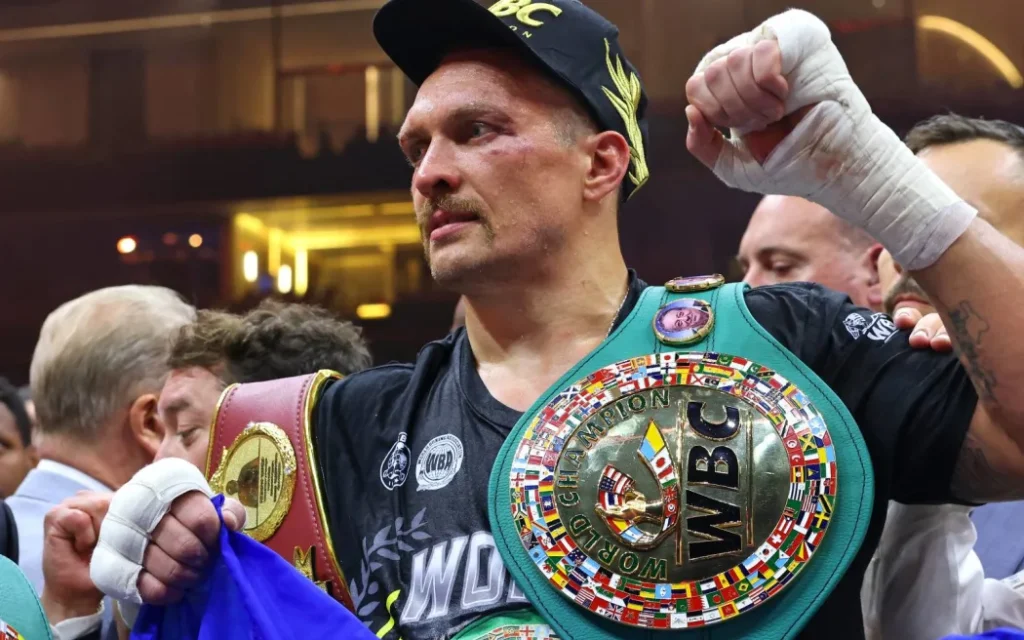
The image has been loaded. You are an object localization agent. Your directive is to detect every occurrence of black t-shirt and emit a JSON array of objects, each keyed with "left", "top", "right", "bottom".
[{"left": 314, "top": 277, "right": 977, "bottom": 640}]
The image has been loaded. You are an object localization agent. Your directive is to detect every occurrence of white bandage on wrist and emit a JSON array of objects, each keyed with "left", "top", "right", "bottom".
[
  {"left": 90, "top": 458, "right": 214, "bottom": 603},
  {"left": 695, "top": 9, "right": 977, "bottom": 270}
]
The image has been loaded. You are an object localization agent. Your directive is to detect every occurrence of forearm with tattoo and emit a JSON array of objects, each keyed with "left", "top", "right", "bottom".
[
  {"left": 952, "top": 430, "right": 1024, "bottom": 503},
  {"left": 946, "top": 301, "right": 996, "bottom": 403}
]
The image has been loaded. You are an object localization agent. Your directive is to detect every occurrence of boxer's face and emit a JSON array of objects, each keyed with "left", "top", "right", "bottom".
[
  {"left": 155, "top": 366, "right": 227, "bottom": 470},
  {"left": 880, "top": 139, "right": 1024, "bottom": 315},
  {"left": 738, "top": 195, "right": 881, "bottom": 310},
  {"left": 399, "top": 50, "right": 591, "bottom": 289}
]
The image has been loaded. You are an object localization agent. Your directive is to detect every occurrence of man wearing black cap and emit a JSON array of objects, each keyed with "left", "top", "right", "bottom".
[{"left": 91, "top": 2, "right": 1024, "bottom": 640}]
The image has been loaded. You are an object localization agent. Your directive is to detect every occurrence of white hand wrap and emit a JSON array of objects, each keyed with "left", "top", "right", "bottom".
[
  {"left": 90, "top": 458, "right": 214, "bottom": 604},
  {"left": 695, "top": 9, "right": 976, "bottom": 270}
]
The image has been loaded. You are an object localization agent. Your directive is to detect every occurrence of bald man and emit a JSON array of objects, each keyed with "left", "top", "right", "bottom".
[{"left": 738, "top": 195, "right": 884, "bottom": 309}]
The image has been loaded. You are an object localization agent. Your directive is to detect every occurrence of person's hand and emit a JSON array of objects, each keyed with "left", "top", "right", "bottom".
[
  {"left": 41, "top": 491, "right": 111, "bottom": 625},
  {"left": 893, "top": 309, "right": 952, "bottom": 352},
  {"left": 134, "top": 492, "right": 245, "bottom": 604},
  {"left": 685, "top": 40, "right": 797, "bottom": 168},
  {"left": 683, "top": 9, "right": 975, "bottom": 274},
  {"left": 89, "top": 458, "right": 245, "bottom": 606}
]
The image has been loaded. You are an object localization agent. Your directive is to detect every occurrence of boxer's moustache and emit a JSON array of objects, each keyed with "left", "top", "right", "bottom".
[{"left": 416, "top": 196, "right": 485, "bottom": 227}]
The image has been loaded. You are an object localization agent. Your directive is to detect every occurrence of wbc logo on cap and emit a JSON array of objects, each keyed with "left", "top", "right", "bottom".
[{"left": 489, "top": 0, "right": 562, "bottom": 28}]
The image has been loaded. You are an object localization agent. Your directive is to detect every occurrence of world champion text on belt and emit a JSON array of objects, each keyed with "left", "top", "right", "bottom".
[{"left": 507, "top": 351, "right": 836, "bottom": 630}]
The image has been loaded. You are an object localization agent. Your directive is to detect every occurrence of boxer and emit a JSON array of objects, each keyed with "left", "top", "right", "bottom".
[{"left": 88, "top": 4, "right": 1024, "bottom": 639}]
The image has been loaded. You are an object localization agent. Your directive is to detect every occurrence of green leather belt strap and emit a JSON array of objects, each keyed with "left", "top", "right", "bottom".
[{"left": 484, "top": 283, "right": 874, "bottom": 639}]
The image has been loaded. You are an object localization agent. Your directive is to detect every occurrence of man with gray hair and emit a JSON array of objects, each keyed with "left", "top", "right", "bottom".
[{"left": 8, "top": 285, "right": 195, "bottom": 598}]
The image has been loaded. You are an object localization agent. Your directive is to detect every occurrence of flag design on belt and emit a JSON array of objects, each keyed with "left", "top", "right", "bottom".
[
  {"left": 788, "top": 483, "right": 805, "bottom": 501},
  {"left": 791, "top": 466, "right": 804, "bottom": 483},
  {"left": 639, "top": 421, "right": 677, "bottom": 493},
  {"left": 800, "top": 494, "right": 816, "bottom": 513},
  {"left": 580, "top": 557, "right": 600, "bottom": 577},
  {"left": 786, "top": 536, "right": 811, "bottom": 562},
  {"left": 728, "top": 566, "right": 746, "bottom": 583},
  {"left": 807, "top": 528, "right": 824, "bottom": 549},
  {"left": 598, "top": 466, "right": 646, "bottom": 545},
  {"left": 0, "top": 621, "right": 24, "bottom": 640},
  {"left": 818, "top": 494, "right": 834, "bottom": 518},
  {"left": 794, "top": 510, "right": 814, "bottom": 535}
]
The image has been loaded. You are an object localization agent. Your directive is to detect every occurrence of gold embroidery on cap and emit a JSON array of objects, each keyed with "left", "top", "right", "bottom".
[
  {"left": 489, "top": 0, "right": 562, "bottom": 28},
  {"left": 602, "top": 38, "right": 649, "bottom": 195}
]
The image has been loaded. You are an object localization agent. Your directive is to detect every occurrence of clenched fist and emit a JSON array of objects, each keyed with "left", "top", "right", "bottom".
[
  {"left": 685, "top": 39, "right": 800, "bottom": 167},
  {"left": 41, "top": 491, "right": 111, "bottom": 625}
]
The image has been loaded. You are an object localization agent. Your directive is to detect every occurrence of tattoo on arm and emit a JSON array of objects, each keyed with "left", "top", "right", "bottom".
[
  {"left": 951, "top": 430, "right": 1024, "bottom": 502},
  {"left": 947, "top": 301, "right": 997, "bottom": 403}
]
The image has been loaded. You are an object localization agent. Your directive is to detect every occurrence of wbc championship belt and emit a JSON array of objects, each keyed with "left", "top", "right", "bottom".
[
  {"left": 482, "top": 277, "right": 874, "bottom": 640},
  {"left": 204, "top": 370, "right": 354, "bottom": 610}
]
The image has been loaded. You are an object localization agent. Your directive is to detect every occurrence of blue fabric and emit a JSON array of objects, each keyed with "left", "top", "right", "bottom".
[
  {"left": 132, "top": 495, "right": 375, "bottom": 640},
  {"left": 971, "top": 502, "right": 1024, "bottom": 579},
  {"left": 944, "top": 631, "right": 1024, "bottom": 640}
]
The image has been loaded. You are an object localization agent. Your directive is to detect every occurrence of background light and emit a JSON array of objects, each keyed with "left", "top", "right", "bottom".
[
  {"left": 277, "top": 264, "right": 293, "bottom": 294},
  {"left": 188, "top": 234, "right": 203, "bottom": 248},
  {"left": 356, "top": 303, "right": 391, "bottom": 320},
  {"left": 243, "top": 251, "right": 259, "bottom": 283},
  {"left": 917, "top": 16, "right": 1024, "bottom": 88},
  {"left": 295, "top": 249, "right": 308, "bottom": 296},
  {"left": 116, "top": 236, "right": 137, "bottom": 254}
]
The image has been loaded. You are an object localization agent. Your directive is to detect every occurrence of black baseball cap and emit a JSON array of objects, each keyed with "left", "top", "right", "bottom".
[{"left": 373, "top": 0, "right": 651, "bottom": 201}]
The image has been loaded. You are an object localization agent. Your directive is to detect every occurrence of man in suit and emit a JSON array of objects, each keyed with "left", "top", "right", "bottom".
[{"left": 8, "top": 286, "right": 194, "bottom": 603}]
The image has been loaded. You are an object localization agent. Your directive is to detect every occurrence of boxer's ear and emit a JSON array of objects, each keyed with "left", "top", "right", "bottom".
[{"left": 582, "top": 130, "right": 630, "bottom": 205}]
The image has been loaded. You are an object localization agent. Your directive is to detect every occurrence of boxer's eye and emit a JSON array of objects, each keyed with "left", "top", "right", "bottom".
[{"left": 405, "top": 144, "right": 427, "bottom": 167}]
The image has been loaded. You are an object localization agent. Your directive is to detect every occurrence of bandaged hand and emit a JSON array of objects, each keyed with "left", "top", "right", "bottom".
[
  {"left": 89, "top": 458, "right": 246, "bottom": 607},
  {"left": 685, "top": 9, "right": 976, "bottom": 271}
]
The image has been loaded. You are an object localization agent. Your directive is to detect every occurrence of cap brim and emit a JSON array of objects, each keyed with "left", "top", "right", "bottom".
[{"left": 374, "top": 0, "right": 542, "bottom": 86}]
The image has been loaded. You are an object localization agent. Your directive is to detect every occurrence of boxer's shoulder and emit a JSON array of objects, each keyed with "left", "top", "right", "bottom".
[{"left": 316, "top": 330, "right": 462, "bottom": 424}]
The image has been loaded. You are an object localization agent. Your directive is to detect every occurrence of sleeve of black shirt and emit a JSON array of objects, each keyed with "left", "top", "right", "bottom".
[{"left": 744, "top": 283, "right": 978, "bottom": 505}]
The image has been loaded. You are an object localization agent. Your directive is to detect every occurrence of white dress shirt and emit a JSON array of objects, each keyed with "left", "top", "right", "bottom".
[
  {"left": 34, "top": 460, "right": 111, "bottom": 494},
  {"left": 862, "top": 502, "right": 1024, "bottom": 639}
]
